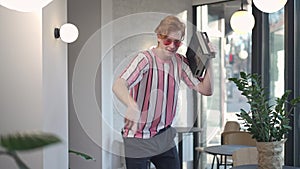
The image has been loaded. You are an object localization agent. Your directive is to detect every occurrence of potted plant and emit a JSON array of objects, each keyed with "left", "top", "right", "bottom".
[{"left": 229, "top": 72, "right": 300, "bottom": 169}]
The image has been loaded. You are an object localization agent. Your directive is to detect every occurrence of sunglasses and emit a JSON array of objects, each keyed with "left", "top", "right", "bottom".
[{"left": 158, "top": 34, "right": 183, "bottom": 47}]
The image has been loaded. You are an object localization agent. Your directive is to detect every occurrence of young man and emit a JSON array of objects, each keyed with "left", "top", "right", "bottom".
[{"left": 112, "top": 15, "right": 214, "bottom": 169}]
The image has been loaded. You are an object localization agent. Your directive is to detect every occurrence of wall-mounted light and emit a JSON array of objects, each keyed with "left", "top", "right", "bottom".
[
  {"left": 0, "top": 0, "right": 53, "bottom": 12},
  {"left": 253, "top": 0, "right": 287, "bottom": 13},
  {"left": 230, "top": 0, "right": 255, "bottom": 34},
  {"left": 54, "top": 23, "right": 79, "bottom": 43}
]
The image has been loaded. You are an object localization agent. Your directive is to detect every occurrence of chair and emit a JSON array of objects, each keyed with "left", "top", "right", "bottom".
[
  {"left": 221, "top": 131, "right": 256, "bottom": 146},
  {"left": 218, "top": 121, "right": 241, "bottom": 167},
  {"left": 218, "top": 131, "right": 256, "bottom": 168},
  {"left": 195, "top": 146, "right": 204, "bottom": 168},
  {"left": 223, "top": 121, "right": 240, "bottom": 132},
  {"left": 232, "top": 147, "right": 258, "bottom": 166},
  {"left": 195, "top": 127, "right": 219, "bottom": 169},
  {"left": 197, "top": 122, "right": 242, "bottom": 169}
]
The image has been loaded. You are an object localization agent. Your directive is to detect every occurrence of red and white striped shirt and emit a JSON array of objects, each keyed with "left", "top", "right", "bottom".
[{"left": 120, "top": 49, "right": 201, "bottom": 138}]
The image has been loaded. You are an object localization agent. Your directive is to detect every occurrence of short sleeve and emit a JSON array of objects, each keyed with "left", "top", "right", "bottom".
[{"left": 120, "top": 52, "right": 149, "bottom": 89}]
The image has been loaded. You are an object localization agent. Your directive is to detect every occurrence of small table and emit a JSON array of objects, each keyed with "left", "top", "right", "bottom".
[
  {"left": 175, "top": 127, "right": 203, "bottom": 169},
  {"left": 231, "top": 164, "right": 300, "bottom": 169},
  {"left": 204, "top": 145, "right": 254, "bottom": 169}
]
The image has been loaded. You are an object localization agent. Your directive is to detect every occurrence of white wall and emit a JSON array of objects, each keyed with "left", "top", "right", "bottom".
[
  {"left": 0, "top": 5, "right": 43, "bottom": 169},
  {"left": 0, "top": 0, "right": 68, "bottom": 168}
]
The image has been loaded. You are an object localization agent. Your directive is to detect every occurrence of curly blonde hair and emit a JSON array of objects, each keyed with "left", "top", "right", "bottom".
[{"left": 154, "top": 15, "right": 185, "bottom": 39}]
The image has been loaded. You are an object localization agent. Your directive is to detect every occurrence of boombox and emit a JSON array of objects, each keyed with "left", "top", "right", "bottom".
[{"left": 186, "top": 31, "right": 215, "bottom": 78}]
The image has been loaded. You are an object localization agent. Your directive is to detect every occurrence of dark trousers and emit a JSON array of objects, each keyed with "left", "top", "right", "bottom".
[
  {"left": 125, "top": 146, "right": 180, "bottom": 169},
  {"left": 123, "top": 127, "right": 180, "bottom": 169}
]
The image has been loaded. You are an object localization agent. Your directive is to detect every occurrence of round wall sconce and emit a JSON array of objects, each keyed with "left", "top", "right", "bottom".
[
  {"left": 54, "top": 23, "right": 79, "bottom": 43},
  {"left": 230, "top": 9, "right": 255, "bottom": 34},
  {"left": 0, "top": 0, "right": 53, "bottom": 12},
  {"left": 253, "top": 0, "right": 287, "bottom": 13}
]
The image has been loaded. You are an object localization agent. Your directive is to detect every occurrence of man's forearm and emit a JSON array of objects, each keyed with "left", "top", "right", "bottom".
[
  {"left": 197, "top": 60, "right": 214, "bottom": 96},
  {"left": 112, "top": 77, "right": 135, "bottom": 106}
]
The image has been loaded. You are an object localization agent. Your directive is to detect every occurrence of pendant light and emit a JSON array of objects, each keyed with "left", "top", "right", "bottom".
[
  {"left": 253, "top": 0, "right": 287, "bottom": 13},
  {"left": 230, "top": 0, "right": 255, "bottom": 34},
  {"left": 0, "top": 0, "right": 53, "bottom": 12}
]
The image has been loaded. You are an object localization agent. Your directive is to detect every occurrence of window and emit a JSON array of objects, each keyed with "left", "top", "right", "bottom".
[
  {"left": 268, "top": 9, "right": 285, "bottom": 101},
  {"left": 195, "top": 1, "right": 252, "bottom": 168}
]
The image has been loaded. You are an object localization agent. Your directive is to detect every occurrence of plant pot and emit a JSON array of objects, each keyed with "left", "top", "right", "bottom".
[{"left": 256, "top": 139, "right": 286, "bottom": 169}]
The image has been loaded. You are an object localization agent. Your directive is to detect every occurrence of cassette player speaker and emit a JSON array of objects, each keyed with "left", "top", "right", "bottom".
[{"left": 186, "top": 31, "right": 215, "bottom": 78}]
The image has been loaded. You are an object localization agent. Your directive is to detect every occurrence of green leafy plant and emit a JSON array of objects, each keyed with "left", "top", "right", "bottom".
[
  {"left": 68, "top": 149, "right": 95, "bottom": 169},
  {"left": 229, "top": 72, "right": 300, "bottom": 142},
  {"left": 0, "top": 132, "right": 95, "bottom": 169},
  {"left": 69, "top": 149, "right": 95, "bottom": 161},
  {"left": 0, "top": 132, "right": 61, "bottom": 169}
]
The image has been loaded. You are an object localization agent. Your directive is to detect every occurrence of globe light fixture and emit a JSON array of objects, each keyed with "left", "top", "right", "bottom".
[
  {"left": 253, "top": 0, "right": 287, "bottom": 13},
  {"left": 230, "top": 10, "right": 255, "bottom": 34},
  {"left": 0, "top": 0, "right": 53, "bottom": 12},
  {"left": 239, "top": 50, "right": 249, "bottom": 60},
  {"left": 54, "top": 23, "right": 79, "bottom": 43},
  {"left": 230, "top": 1, "right": 255, "bottom": 34}
]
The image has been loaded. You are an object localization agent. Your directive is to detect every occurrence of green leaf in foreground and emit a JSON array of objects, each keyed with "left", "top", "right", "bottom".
[
  {"left": 0, "top": 132, "right": 61, "bottom": 151},
  {"left": 69, "top": 149, "right": 95, "bottom": 161}
]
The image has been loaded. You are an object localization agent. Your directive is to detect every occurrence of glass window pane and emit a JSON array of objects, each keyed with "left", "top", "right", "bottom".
[
  {"left": 196, "top": 1, "right": 252, "bottom": 168},
  {"left": 269, "top": 8, "right": 285, "bottom": 100}
]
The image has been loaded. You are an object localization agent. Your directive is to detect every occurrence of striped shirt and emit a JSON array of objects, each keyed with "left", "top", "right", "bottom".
[{"left": 120, "top": 49, "right": 201, "bottom": 138}]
